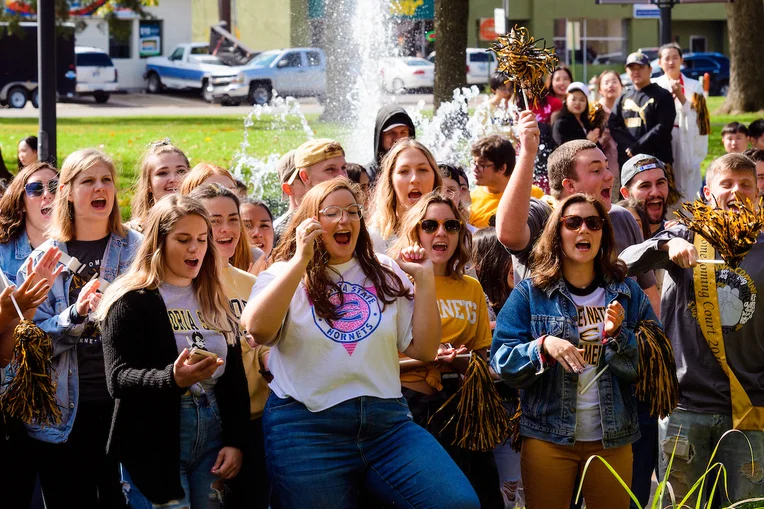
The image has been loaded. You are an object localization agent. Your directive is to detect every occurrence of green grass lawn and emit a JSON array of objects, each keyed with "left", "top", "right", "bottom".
[{"left": 0, "top": 96, "right": 759, "bottom": 217}]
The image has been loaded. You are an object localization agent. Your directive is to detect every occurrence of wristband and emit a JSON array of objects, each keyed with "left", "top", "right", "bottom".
[
  {"left": 601, "top": 326, "right": 622, "bottom": 345},
  {"left": 537, "top": 335, "right": 549, "bottom": 365}
]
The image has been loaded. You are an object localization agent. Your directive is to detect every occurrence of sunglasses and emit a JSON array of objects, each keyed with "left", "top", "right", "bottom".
[
  {"left": 24, "top": 179, "right": 58, "bottom": 198},
  {"left": 419, "top": 218, "right": 462, "bottom": 234},
  {"left": 560, "top": 215, "right": 605, "bottom": 232}
]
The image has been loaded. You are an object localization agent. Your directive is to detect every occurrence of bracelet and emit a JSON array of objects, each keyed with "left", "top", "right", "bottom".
[
  {"left": 601, "top": 326, "right": 622, "bottom": 345},
  {"left": 537, "top": 335, "right": 549, "bottom": 365}
]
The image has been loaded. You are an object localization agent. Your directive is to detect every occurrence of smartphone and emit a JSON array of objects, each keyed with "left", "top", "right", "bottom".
[{"left": 187, "top": 347, "right": 219, "bottom": 365}]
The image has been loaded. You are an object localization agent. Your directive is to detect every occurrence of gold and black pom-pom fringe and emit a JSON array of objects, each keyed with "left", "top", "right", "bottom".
[
  {"left": 0, "top": 320, "right": 61, "bottom": 427},
  {"left": 674, "top": 195, "right": 764, "bottom": 268},
  {"left": 635, "top": 320, "right": 680, "bottom": 418},
  {"left": 490, "top": 25, "right": 559, "bottom": 108},
  {"left": 429, "top": 353, "right": 514, "bottom": 452},
  {"left": 589, "top": 102, "right": 609, "bottom": 131},
  {"left": 692, "top": 93, "right": 711, "bottom": 136}
]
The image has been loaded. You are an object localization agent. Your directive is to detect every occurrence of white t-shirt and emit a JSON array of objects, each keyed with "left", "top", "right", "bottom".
[
  {"left": 570, "top": 286, "right": 607, "bottom": 442},
  {"left": 249, "top": 254, "right": 415, "bottom": 412}
]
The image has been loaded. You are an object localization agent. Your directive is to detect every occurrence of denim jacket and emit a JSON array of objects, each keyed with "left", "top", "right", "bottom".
[
  {"left": 491, "top": 276, "right": 658, "bottom": 449},
  {"left": 14, "top": 229, "right": 142, "bottom": 443},
  {"left": 0, "top": 229, "right": 33, "bottom": 285}
]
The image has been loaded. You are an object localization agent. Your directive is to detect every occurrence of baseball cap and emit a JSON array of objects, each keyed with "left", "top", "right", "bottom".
[
  {"left": 276, "top": 150, "right": 298, "bottom": 185},
  {"left": 626, "top": 52, "right": 650, "bottom": 67},
  {"left": 566, "top": 81, "right": 590, "bottom": 97},
  {"left": 383, "top": 123, "right": 407, "bottom": 133},
  {"left": 621, "top": 154, "right": 666, "bottom": 187},
  {"left": 294, "top": 138, "right": 345, "bottom": 170}
]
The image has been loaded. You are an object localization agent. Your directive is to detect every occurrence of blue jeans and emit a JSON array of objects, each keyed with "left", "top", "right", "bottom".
[
  {"left": 123, "top": 391, "right": 224, "bottom": 509},
  {"left": 659, "top": 408, "right": 764, "bottom": 506},
  {"left": 262, "top": 393, "right": 480, "bottom": 509}
]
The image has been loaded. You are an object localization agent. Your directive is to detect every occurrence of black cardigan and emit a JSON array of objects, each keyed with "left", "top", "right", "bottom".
[{"left": 102, "top": 288, "right": 249, "bottom": 504}]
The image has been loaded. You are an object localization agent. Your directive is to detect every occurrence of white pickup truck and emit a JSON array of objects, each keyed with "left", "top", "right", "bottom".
[{"left": 144, "top": 42, "right": 239, "bottom": 95}]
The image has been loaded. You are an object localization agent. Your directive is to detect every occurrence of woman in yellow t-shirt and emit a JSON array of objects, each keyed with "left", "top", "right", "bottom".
[{"left": 390, "top": 191, "right": 500, "bottom": 506}]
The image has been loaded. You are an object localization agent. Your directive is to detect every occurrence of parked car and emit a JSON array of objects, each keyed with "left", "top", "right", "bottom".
[
  {"left": 75, "top": 46, "right": 119, "bottom": 104},
  {"left": 379, "top": 57, "right": 434, "bottom": 94},
  {"left": 205, "top": 48, "right": 326, "bottom": 105},
  {"left": 427, "top": 48, "right": 497, "bottom": 85},
  {"left": 621, "top": 52, "right": 730, "bottom": 96},
  {"left": 0, "top": 22, "right": 76, "bottom": 109},
  {"left": 144, "top": 43, "right": 238, "bottom": 95}
]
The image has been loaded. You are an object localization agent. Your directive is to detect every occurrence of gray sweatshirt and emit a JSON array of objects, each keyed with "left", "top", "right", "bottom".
[{"left": 620, "top": 225, "right": 764, "bottom": 414}]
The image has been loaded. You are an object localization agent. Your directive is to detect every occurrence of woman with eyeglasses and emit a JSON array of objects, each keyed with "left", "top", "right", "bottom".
[
  {"left": 129, "top": 140, "right": 190, "bottom": 233},
  {"left": 367, "top": 139, "right": 443, "bottom": 253},
  {"left": 12, "top": 149, "right": 142, "bottom": 508},
  {"left": 0, "top": 162, "right": 59, "bottom": 284},
  {"left": 491, "top": 194, "right": 658, "bottom": 509},
  {"left": 241, "top": 178, "right": 479, "bottom": 509},
  {"left": 388, "top": 191, "right": 499, "bottom": 507}
]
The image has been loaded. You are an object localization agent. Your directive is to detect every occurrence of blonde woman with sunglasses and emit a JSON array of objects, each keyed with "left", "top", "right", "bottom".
[
  {"left": 389, "top": 191, "right": 498, "bottom": 506},
  {"left": 491, "top": 194, "right": 659, "bottom": 509}
]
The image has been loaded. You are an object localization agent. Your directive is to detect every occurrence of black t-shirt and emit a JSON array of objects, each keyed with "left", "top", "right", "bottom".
[{"left": 68, "top": 235, "right": 110, "bottom": 403}]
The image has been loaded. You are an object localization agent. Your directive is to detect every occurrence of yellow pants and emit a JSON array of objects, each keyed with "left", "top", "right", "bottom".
[{"left": 521, "top": 437, "right": 633, "bottom": 509}]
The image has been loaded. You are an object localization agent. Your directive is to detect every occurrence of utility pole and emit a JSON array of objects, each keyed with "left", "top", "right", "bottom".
[
  {"left": 37, "top": 0, "right": 57, "bottom": 165},
  {"left": 656, "top": 0, "right": 674, "bottom": 45}
]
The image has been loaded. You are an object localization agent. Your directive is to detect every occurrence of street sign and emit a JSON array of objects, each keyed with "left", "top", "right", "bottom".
[
  {"left": 479, "top": 18, "right": 498, "bottom": 41},
  {"left": 633, "top": 4, "right": 661, "bottom": 18}
]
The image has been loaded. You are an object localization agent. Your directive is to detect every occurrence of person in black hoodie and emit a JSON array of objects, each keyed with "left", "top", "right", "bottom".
[
  {"left": 369, "top": 104, "right": 416, "bottom": 182},
  {"left": 98, "top": 194, "right": 249, "bottom": 508}
]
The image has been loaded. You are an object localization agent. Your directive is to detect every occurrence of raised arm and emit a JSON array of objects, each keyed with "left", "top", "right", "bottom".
[
  {"left": 397, "top": 246, "right": 441, "bottom": 362},
  {"left": 495, "top": 110, "right": 540, "bottom": 250},
  {"left": 241, "top": 217, "right": 322, "bottom": 346}
]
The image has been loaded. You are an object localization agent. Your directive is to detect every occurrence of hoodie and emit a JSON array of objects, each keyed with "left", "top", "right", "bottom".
[{"left": 368, "top": 104, "right": 416, "bottom": 182}]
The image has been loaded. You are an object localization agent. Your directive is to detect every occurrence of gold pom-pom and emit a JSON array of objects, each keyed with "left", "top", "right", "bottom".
[
  {"left": 589, "top": 102, "right": 609, "bottom": 131},
  {"left": 490, "top": 25, "right": 559, "bottom": 109},
  {"left": 674, "top": 195, "right": 764, "bottom": 268},
  {"left": 692, "top": 93, "right": 711, "bottom": 136},
  {"left": 635, "top": 320, "right": 680, "bottom": 418},
  {"left": 0, "top": 320, "right": 61, "bottom": 427},
  {"left": 429, "top": 354, "right": 514, "bottom": 452}
]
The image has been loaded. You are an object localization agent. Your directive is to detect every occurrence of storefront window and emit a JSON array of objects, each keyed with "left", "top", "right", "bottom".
[
  {"left": 553, "top": 18, "right": 628, "bottom": 65},
  {"left": 109, "top": 19, "right": 133, "bottom": 59}
]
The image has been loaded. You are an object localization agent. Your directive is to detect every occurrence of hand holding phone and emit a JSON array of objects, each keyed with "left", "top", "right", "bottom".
[{"left": 186, "top": 347, "right": 219, "bottom": 365}]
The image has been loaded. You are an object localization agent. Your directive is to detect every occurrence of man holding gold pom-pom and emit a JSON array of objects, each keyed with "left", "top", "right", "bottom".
[{"left": 620, "top": 153, "right": 764, "bottom": 506}]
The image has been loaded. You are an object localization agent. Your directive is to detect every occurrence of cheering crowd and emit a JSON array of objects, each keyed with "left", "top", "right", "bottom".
[{"left": 1, "top": 43, "right": 764, "bottom": 509}]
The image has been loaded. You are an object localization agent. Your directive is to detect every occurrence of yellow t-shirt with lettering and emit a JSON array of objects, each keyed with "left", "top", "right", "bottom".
[
  {"left": 400, "top": 275, "right": 492, "bottom": 387},
  {"left": 469, "top": 185, "right": 545, "bottom": 229},
  {"left": 221, "top": 265, "right": 270, "bottom": 420}
]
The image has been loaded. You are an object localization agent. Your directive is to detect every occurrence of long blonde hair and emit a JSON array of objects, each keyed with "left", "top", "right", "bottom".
[
  {"left": 130, "top": 141, "right": 189, "bottom": 229},
  {"left": 179, "top": 163, "right": 252, "bottom": 270},
  {"left": 389, "top": 191, "right": 471, "bottom": 280},
  {"left": 48, "top": 148, "right": 126, "bottom": 242},
  {"left": 96, "top": 194, "right": 237, "bottom": 344},
  {"left": 369, "top": 139, "right": 442, "bottom": 241}
]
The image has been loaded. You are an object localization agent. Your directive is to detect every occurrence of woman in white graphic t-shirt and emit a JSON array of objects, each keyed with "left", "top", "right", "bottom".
[
  {"left": 242, "top": 178, "right": 479, "bottom": 509},
  {"left": 491, "top": 194, "right": 659, "bottom": 509}
]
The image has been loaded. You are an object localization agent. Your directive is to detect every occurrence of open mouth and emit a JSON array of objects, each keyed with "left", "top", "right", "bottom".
[
  {"left": 165, "top": 186, "right": 177, "bottom": 193},
  {"left": 40, "top": 206, "right": 53, "bottom": 217},
  {"left": 600, "top": 188, "right": 611, "bottom": 200},
  {"left": 216, "top": 237, "right": 234, "bottom": 246},
  {"left": 91, "top": 197, "right": 107, "bottom": 210},
  {"left": 253, "top": 242, "right": 265, "bottom": 249},
  {"left": 727, "top": 201, "right": 742, "bottom": 212},
  {"left": 408, "top": 190, "right": 422, "bottom": 201},
  {"left": 646, "top": 198, "right": 664, "bottom": 214},
  {"left": 334, "top": 230, "right": 351, "bottom": 245},
  {"left": 184, "top": 258, "right": 199, "bottom": 268},
  {"left": 432, "top": 241, "right": 449, "bottom": 252},
  {"left": 575, "top": 240, "right": 591, "bottom": 251}
]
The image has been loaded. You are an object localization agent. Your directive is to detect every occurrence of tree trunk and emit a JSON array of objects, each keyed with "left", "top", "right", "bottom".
[
  {"left": 433, "top": 0, "right": 468, "bottom": 110},
  {"left": 319, "top": 0, "right": 359, "bottom": 122},
  {"left": 718, "top": 0, "right": 764, "bottom": 114}
]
